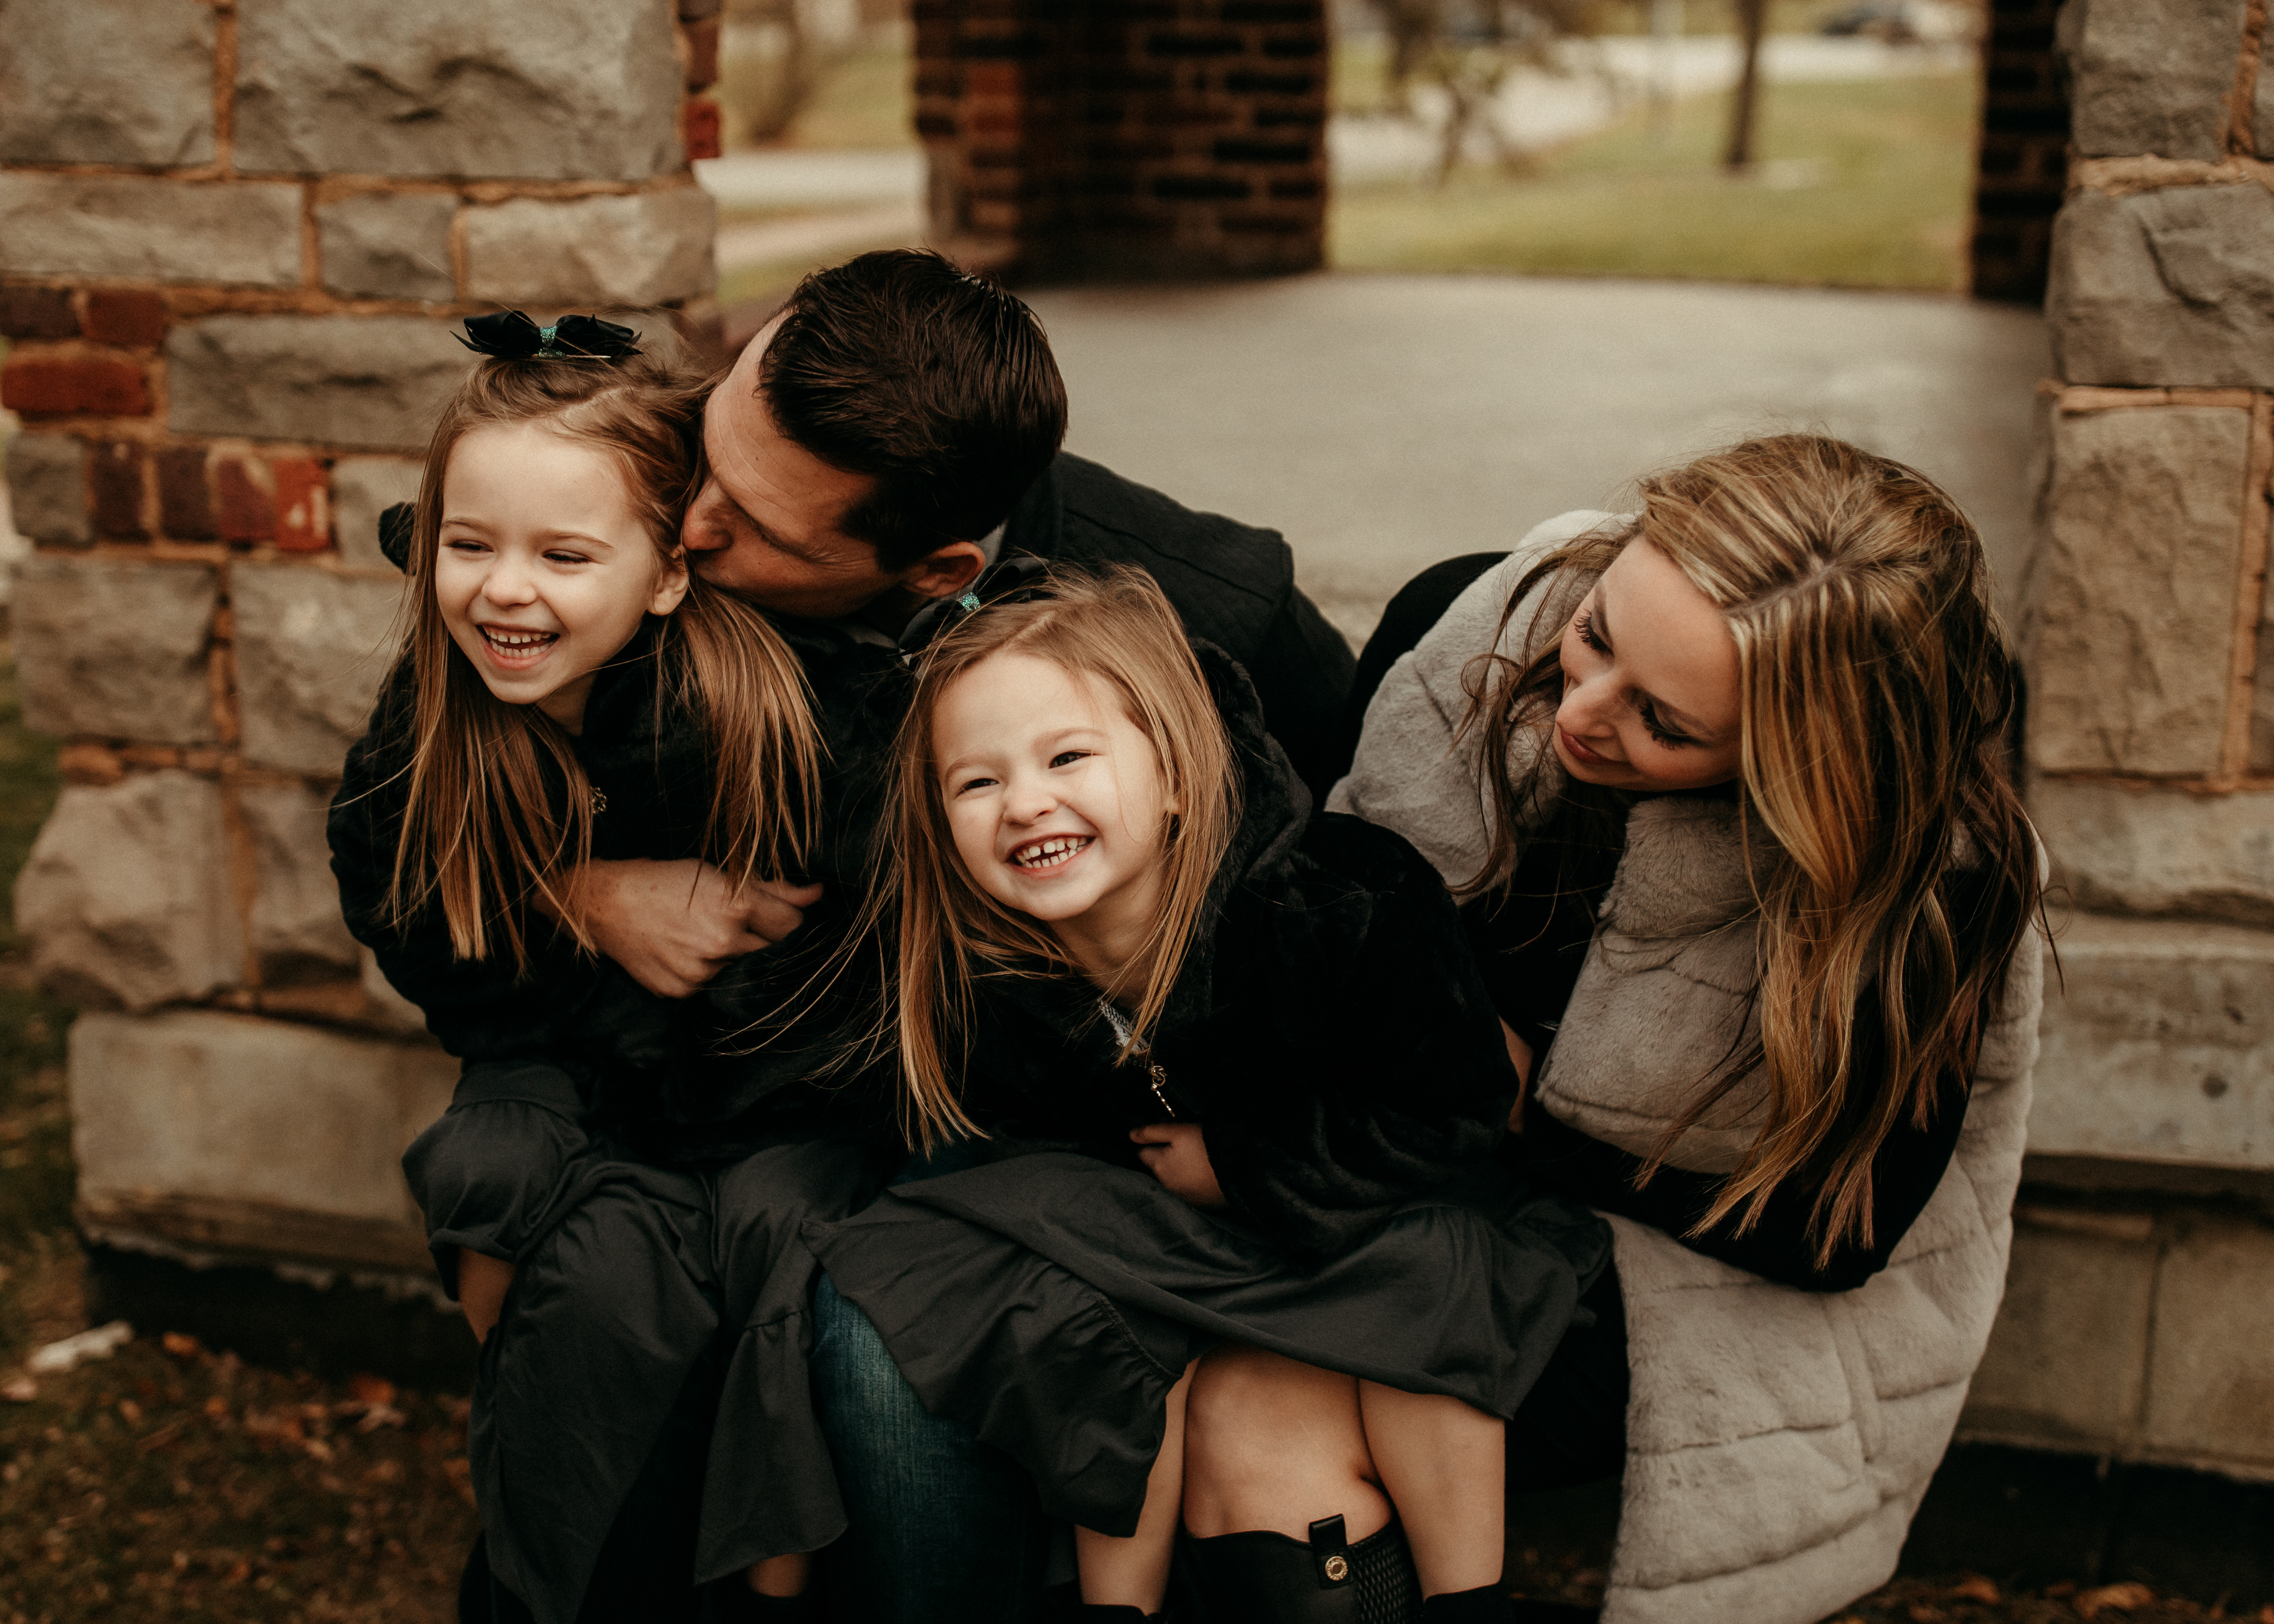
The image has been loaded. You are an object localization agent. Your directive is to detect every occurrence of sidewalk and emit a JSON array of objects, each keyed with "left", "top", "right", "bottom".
[{"left": 1024, "top": 273, "right": 2045, "bottom": 642}]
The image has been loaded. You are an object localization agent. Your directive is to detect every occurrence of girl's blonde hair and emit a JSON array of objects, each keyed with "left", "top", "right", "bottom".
[
  {"left": 876, "top": 565, "right": 1239, "bottom": 1149},
  {"left": 384, "top": 352, "right": 821, "bottom": 967},
  {"left": 1462, "top": 434, "right": 2041, "bottom": 1266}
]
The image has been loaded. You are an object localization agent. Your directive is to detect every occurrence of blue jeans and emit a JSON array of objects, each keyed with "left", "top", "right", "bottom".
[{"left": 811, "top": 1271, "right": 1063, "bottom": 1622}]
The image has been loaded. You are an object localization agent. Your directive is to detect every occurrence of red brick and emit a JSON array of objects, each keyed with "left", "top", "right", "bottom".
[
  {"left": 215, "top": 456, "right": 276, "bottom": 543},
  {"left": 0, "top": 353, "right": 151, "bottom": 417},
  {"left": 272, "top": 458, "right": 332, "bottom": 553},
  {"left": 683, "top": 98, "right": 723, "bottom": 161},
  {"left": 0, "top": 287, "right": 77, "bottom": 340},
  {"left": 682, "top": 17, "right": 721, "bottom": 88},
  {"left": 80, "top": 289, "right": 169, "bottom": 349},
  {"left": 156, "top": 445, "right": 217, "bottom": 538},
  {"left": 90, "top": 440, "right": 150, "bottom": 539},
  {"left": 963, "top": 62, "right": 1024, "bottom": 96}
]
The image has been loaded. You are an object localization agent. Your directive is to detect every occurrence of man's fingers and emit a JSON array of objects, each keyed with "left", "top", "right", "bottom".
[{"left": 739, "top": 894, "right": 809, "bottom": 946}]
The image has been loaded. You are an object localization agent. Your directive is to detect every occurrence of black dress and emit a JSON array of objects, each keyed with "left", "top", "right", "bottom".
[
  {"left": 805, "top": 646, "right": 1613, "bottom": 1537},
  {"left": 328, "top": 620, "right": 894, "bottom": 1624}
]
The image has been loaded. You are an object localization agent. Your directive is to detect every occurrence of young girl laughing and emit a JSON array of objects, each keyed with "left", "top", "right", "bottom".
[{"left": 809, "top": 565, "right": 1609, "bottom": 1624}]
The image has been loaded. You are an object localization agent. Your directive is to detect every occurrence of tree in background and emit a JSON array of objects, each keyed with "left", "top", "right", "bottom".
[{"left": 1362, "top": 0, "right": 1600, "bottom": 184}]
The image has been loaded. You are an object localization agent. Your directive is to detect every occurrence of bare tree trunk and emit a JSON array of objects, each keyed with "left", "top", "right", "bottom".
[{"left": 1723, "top": 0, "right": 1766, "bottom": 170}]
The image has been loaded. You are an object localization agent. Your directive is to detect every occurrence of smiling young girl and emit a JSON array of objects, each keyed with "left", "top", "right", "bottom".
[
  {"left": 807, "top": 567, "right": 1609, "bottom": 1624},
  {"left": 329, "top": 319, "right": 875, "bottom": 1624}
]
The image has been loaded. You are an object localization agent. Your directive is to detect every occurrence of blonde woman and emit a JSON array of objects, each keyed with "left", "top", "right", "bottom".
[
  {"left": 1182, "top": 435, "right": 2048, "bottom": 1624},
  {"left": 807, "top": 567, "right": 1612, "bottom": 1623}
]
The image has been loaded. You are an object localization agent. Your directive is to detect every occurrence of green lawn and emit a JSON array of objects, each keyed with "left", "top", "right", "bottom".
[
  {"left": 1331, "top": 71, "right": 1979, "bottom": 290},
  {"left": 716, "top": 44, "right": 915, "bottom": 153}
]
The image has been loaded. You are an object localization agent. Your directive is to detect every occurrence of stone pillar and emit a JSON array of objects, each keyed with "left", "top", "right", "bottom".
[
  {"left": 1963, "top": 0, "right": 2274, "bottom": 1487},
  {"left": 0, "top": 0, "right": 721, "bottom": 1336},
  {"left": 1969, "top": 0, "right": 2070, "bottom": 303},
  {"left": 917, "top": 0, "right": 1328, "bottom": 281}
]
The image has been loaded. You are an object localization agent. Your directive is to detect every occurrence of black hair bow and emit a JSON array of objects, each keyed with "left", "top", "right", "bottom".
[
  {"left": 897, "top": 555, "right": 1052, "bottom": 665},
  {"left": 456, "top": 310, "right": 643, "bottom": 363},
  {"left": 377, "top": 502, "right": 413, "bottom": 572}
]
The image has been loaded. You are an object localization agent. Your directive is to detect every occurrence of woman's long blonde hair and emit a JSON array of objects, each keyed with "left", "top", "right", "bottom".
[
  {"left": 874, "top": 566, "right": 1239, "bottom": 1149},
  {"left": 1462, "top": 434, "right": 2041, "bottom": 1265},
  {"left": 383, "top": 353, "right": 821, "bottom": 968}
]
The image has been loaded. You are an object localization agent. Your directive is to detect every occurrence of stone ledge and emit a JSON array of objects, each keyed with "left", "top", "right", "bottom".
[
  {"left": 2029, "top": 912, "right": 2274, "bottom": 1169},
  {"left": 69, "top": 1008, "right": 456, "bottom": 1249},
  {"left": 2032, "top": 780, "right": 2274, "bottom": 927},
  {"left": 166, "top": 315, "right": 472, "bottom": 453},
  {"left": 460, "top": 186, "right": 716, "bottom": 307}
]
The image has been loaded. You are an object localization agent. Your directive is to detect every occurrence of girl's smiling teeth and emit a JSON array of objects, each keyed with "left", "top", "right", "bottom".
[
  {"left": 1011, "top": 835, "right": 1092, "bottom": 871},
  {"left": 479, "top": 624, "right": 560, "bottom": 664}
]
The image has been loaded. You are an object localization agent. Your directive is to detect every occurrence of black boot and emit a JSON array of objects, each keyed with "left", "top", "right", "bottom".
[
  {"left": 1186, "top": 1515, "right": 1422, "bottom": 1624},
  {"left": 1421, "top": 1585, "right": 1516, "bottom": 1622}
]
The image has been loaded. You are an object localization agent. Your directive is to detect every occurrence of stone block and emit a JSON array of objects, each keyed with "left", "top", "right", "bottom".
[
  {"left": 461, "top": 188, "right": 716, "bottom": 309},
  {"left": 1, "top": 354, "right": 152, "bottom": 418},
  {"left": 4, "top": 434, "right": 90, "bottom": 549},
  {"left": 239, "top": 781, "right": 360, "bottom": 983},
  {"left": 2028, "top": 913, "right": 2274, "bottom": 1170},
  {"left": 2262, "top": 52, "right": 2274, "bottom": 163},
  {"left": 230, "top": 562, "right": 406, "bottom": 775},
  {"left": 2032, "top": 781, "right": 2274, "bottom": 926},
  {"left": 2258, "top": 593, "right": 2274, "bottom": 774},
  {"left": 0, "top": 0, "right": 217, "bottom": 167},
  {"left": 9, "top": 556, "right": 219, "bottom": 743},
  {"left": 1962, "top": 1210, "right": 2156, "bottom": 1451},
  {"left": 166, "top": 316, "right": 471, "bottom": 453},
  {"left": 233, "top": 0, "right": 684, "bottom": 182},
  {"left": 2057, "top": 0, "right": 2245, "bottom": 162},
  {"left": 89, "top": 441, "right": 149, "bottom": 540},
  {"left": 2030, "top": 406, "right": 2252, "bottom": 775},
  {"left": 2047, "top": 187, "right": 2274, "bottom": 389},
  {"left": 69, "top": 1008, "right": 454, "bottom": 1271},
  {"left": 13, "top": 773, "right": 241, "bottom": 1012},
  {"left": 330, "top": 458, "right": 424, "bottom": 573},
  {"left": 2140, "top": 1213, "right": 2274, "bottom": 1466},
  {"left": 0, "top": 174, "right": 301, "bottom": 287},
  {"left": 316, "top": 192, "right": 458, "bottom": 303}
]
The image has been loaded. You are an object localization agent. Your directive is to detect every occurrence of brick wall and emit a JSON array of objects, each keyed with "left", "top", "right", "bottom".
[
  {"left": 0, "top": 0, "right": 722, "bottom": 1286},
  {"left": 1969, "top": 0, "right": 2069, "bottom": 303},
  {"left": 916, "top": 0, "right": 1328, "bottom": 281},
  {"left": 1966, "top": 0, "right": 2274, "bottom": 1482}
]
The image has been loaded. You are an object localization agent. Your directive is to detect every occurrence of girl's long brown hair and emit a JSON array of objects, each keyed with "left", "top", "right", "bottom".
[
  {"left": 1462, "top": 435, "right": 2043, "bottom": 1266},
  {"left": 868, "top": 566, "right": 1239, "bottom": 1150},
  {"left": 383, "top": 353, "right": 820, "bottom": 967}
]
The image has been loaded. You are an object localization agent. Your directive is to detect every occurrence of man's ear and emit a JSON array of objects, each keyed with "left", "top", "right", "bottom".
[{"left": 899, "top": 540, "right": 987, "bottom": 603}]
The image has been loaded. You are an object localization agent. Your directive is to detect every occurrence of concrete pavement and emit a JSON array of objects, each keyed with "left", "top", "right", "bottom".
[{"left": 1025, "top": 273, "right": 2046, "bottom": 640}]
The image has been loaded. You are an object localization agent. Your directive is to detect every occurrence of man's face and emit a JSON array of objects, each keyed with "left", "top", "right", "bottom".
[{"left": 682, "top": 316, "right": 908, "bottom": 622}]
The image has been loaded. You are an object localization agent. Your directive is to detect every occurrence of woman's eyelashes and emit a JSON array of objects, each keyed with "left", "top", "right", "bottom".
[
  {"left": 1575, "top": 604, "right": 1697, "bottom": 750},
  {"left": 1574, "top": 609, "right": 1607, "bottom": 654}
]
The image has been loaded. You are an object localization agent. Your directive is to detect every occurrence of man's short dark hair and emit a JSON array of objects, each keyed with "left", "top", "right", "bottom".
[{"left": 761, "top": 250, "right": 1069, "bottom": 570}]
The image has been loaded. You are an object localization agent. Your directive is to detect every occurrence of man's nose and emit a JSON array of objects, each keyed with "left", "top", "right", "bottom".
[{"left": 681, "top": 480, "right": 729, "bottom": 551}]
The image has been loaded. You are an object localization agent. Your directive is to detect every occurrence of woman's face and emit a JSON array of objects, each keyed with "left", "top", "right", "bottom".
[
  {"left": 1552, "top": 536, "right": 1744, "bottom": 793},
  {"left": 434, "top": 421, "right": 688, "bottom": 733},
  {"left": 931, "top": 651, "right": 1175, "bottom": 976}
]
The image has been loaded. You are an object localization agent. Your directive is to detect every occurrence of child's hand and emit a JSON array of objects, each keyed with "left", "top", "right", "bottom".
[
  {"left": 1131, "top": 1123, "right": 1226, "bottom": 1209},
  {"left": 1500, "top": 1019, "right": 1533, "bottom": 1134}
]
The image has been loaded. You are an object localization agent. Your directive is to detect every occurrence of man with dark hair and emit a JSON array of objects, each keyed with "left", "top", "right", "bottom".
[{"left": 558, "top": 251, "right": 1356, "bottom": 1620}]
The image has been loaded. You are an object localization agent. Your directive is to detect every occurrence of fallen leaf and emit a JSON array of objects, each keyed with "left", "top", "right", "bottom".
[
  {"left": 160, "top": 1332, "right": 204, "bottom": 1360},
  {"left": 118, "top": 1398, "right": 143, "bottom": 1424},
  {"left": 363, "top": 1458, "right": 405, "bottom": 1485},
  {"left": 2076, "top": 1582, "right": 2157, "bottom": 1619},
  {"left": 356, "top": 1403, "right": 407, "bottom": 1433},
  {"left": 2, "top": 1376, "right": 36, "bottom": 1403},
  {"left": 25, "top": 1320, "right": 133, "bottom": 1374},
  {"left": 347, "top": 1373, "right": 396, "bottom": 1409},
  {"left": 1951, "top": 1576, "right": 2000, "bottom": 1604},
  {"left": 203, "top": 1394, "right": 230, "bottom": 1422}
]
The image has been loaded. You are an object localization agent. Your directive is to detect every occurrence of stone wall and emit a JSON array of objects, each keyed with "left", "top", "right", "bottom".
[
  {"left": 1, "top": 0, "right": 723, "bottom": 1293},
  {"left": 915, "top": 0, "right": 1328, "bottom": 280},
  {"left": 1967, "top": 0, "right": 2274, "bottom": 1484}
]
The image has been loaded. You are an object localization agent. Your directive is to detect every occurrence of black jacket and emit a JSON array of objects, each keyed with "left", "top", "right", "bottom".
[
  {"left": 951, "top": 645, "right": 1521, "bottom": 1261},
  {"left": 327, "top": 620, "right": 884, "bottom": 1156},
  {"left": 1003, "top": 454, "right": 1356, "bottom": 802}
]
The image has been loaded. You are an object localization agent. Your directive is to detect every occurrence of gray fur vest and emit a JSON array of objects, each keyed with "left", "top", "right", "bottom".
[{"left": 1332, "top": 515, "right": 2045, "bottom": 1624}]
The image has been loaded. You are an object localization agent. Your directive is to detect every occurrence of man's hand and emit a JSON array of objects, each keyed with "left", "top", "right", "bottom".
[
  {"left": 1132, "top": 1123, "right": 1227, "bottom": 1209},
  {"left": 459, "top": 1250, "right": 516, "bottom": 1345},
  {"left": 1501, "top": 1019, "right": 1534, "bottom": 1133},
  {"left": 563, "top": 858, "right": 823, "bottom": 999}
]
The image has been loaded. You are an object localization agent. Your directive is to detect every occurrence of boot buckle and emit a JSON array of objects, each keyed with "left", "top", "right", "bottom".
[{"left": 1308, "top": 1516, "right": 1352, "bottom": 1587}]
